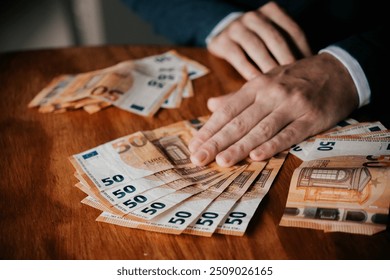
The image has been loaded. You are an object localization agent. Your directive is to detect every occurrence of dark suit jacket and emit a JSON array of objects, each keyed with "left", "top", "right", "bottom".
[{"left": 122, "top": 0, "right": 388, "bottom": 118}]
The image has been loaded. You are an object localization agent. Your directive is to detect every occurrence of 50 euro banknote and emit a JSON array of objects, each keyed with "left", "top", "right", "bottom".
[
  {"left": 69, "top": 117, "right": 287, "bottom": 236},
  {"left": 290, "top": 120, "right": 388, "bottom": 161},
  {"left": 283, "top": 121, "right": 390, "bottom": 235},
  {"left": 280, "top": 154, "right": 390, "bottom": 235},
  {"left": 29, "top": 50, "right": 209, "bottom": 116}
]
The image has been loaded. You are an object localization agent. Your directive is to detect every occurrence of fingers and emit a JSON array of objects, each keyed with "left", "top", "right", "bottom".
[
  {"left": 193, "top": 109, "right": 312, "bottom": 167},
  {"left": 241, "top": 11, "right": 296, "bottom": 65},
  {"left": 207, "top": 2, "right": 312, "bottom": 81},
  {"left": 190, "top": 52, "right": 357, "bottom": 167},
  {"left": 193, "top": 102, "right": 274, "bottom": 166},
  {"left": 188, "top": 90, "right": 255, "bottom": 155},
  {"left": 207, "top": 34, "right": 261, "bottom": 80},
  {"left": 259, "top": 2, "right": 312, "bottom": 57},
  {"left": 215, "top": 109, "right": 292, "bottom": 166},
  {"left": 190, "top": 84, "right": 305, "bottom": 167},
  {"left": 208, "top": 11, "right": 295, "bottom": 78},
  {"left": 226, "top": 20, "right": 279, "bottom": 73},
  {"left": 189, "top": 73, "right": 314, "bottom": 167},
  {"left": 250, "top": 118, "right": 313, "bottom": 161}
]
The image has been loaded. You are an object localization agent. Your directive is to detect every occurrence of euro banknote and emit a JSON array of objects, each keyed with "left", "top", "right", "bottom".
[
  {"left": 282, "top": 121, "right": 390, "bottom": 235},
  {"left": 69, "top": 117, "right": 287, "bottom": 236},
  {"left": 28, "top": 50, "right": 209, "bottom": 117}
]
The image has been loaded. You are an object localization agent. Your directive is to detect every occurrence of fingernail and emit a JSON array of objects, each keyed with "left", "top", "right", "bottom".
[
  {"left": 190, "top": 150, "right": 208, "bottom": 166},
  {"left": 250, "top": 150, "right": 264, "bottom": 161},
  {"left": 188, "top": 139, "right": 202, "bottom": 153},
  {"left": 216, "top": 154, "right": 231, "bottom": 167}
]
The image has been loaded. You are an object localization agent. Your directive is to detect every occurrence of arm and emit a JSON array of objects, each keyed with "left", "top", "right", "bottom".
[{"left": 331, "top": 26, "right": 388, "bottom": 115}]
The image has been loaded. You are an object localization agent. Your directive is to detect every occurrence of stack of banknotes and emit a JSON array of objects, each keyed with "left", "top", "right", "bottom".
[
  {"left": 28, "top": 50, "right": 209, "bottom": 117},
  {"left": 69, "top": 116, "right": 287, "bottom": 236},
  {"left": 69, "top": 115, "right": 389, "bottom": 236},
  {"left": 282, "top": 120, "right": 390, "bottom": 235}
]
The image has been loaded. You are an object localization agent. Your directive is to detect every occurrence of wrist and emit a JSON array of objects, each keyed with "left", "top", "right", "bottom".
[
  {"left": 319, "top": 46, "right": 370, "bottom": 108},
  {"left": 318, "top": 52, "right": 359, "bottom": 110}
]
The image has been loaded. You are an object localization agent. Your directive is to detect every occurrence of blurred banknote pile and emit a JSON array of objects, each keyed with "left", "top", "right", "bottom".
[
  {"left": 28, "top": 50, "right": 209, "bottom": 117},
  {"left": 282, "top": 120, "right": 390, "bottom": 235},
  {"left": 69, "top": 117, "right": 287, "bottom": 236}
]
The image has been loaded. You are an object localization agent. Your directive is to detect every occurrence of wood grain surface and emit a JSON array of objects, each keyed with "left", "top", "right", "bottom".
[{"left": 0, "top": 45, "right": 389, "bottom": 260}]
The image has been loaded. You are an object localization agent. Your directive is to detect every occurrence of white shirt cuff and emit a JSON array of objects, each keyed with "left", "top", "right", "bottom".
[
  {"left": 319, "top": 46, "right": 371, "bottom": 108},
  {"left": 205, "top": 12, "right": 244, "bottom": 45}
]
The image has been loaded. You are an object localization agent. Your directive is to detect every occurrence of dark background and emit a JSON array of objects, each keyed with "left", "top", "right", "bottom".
[{"left": 0, "top": 0, "right": 171, "bottom": 53}]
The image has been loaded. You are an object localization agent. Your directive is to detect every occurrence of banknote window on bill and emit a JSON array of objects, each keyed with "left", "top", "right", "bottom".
[
  {"left": 310, "top": 169, "right": 346, "bottom": 180},
  {"left": 300, "top": 167, "right": 371, "bottom": 192},
  {"left": 166, "top": 144, "right": 189, "bottom": 164}
]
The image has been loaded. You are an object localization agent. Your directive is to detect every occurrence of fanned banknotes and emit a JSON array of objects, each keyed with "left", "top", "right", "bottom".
[
  {"left": 28, "top": 50, "right": 209, "bottom": 117},
  {"left": 69, "top": 117, "right": 287, "bottom": 236},
  {"left": 282, "top": 120, "right": 390, "bottom": 235}
]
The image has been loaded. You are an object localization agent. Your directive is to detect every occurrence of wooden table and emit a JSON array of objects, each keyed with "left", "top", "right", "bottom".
[{"left": 0, "top": 45, "right": 389, "bottom": 260}]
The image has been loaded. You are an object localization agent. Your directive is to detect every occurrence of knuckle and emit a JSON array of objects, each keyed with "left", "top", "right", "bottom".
[
  {"left": 218, "top": 103, "right": 237, "bottom": 120},
  {"left": 289, "top": 87, "right": 312, "bottom": 107},
  {"left": 227, "top": 21, "right": 243, "bottom": 36},
  {"left": 229, "top": 116, "right": 249, "bottom": 134},
  {"left": 229, "top": 142, "right": 249, "bottom": 157},
  {"left": 267, "top": 82, "right": 289, "bottom": 99},
  {"left": 208, "top": 36, "right": 230, "bottom": 56},
  {"left": 262, "top": 138, "right": 279, "bottom": 154},
  {"left": 266, "top": 1, "right": 279, "bottom": 10},
  {"left": 197, "top": 126, "right": 215, "bottom": 140},
  {"left": 203, "top": 138, "right": 221, "bottom": 155},
  {"left": 242, "top": 11, "right": 258, "bottom": 24},
  {"left": 280, "top": 126, "right": 298, "bottom": 141},
  {"left": 256, "top": 123, "right": 274, "bottom": 139}
]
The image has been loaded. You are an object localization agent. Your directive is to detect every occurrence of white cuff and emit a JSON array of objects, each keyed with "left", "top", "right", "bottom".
[
  {"left": 319, "top": 46, "right": 371, "bottom": 108},
  {"left": 205, "top": 12, "right": 244, "bottom": 45}
]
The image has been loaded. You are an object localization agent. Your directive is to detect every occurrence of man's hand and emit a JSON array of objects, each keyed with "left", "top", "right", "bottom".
[
  {"left": 207, "top": 1, "right": 312, "bottom": 80},
  {"left": 189, "top": 53, "right": 359, "bottom": 167}
]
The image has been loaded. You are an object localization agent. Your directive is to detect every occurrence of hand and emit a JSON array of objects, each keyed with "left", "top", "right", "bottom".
[
  {"left": 207, "top": 1, "right": 312, "bottom": 80},
  {"left": 189, "top": 53, "right": 359, "bottom": 167}
]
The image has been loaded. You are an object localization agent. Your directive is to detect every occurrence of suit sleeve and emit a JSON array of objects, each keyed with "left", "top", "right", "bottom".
[
  {"left": 334, "top": 26, "right": 388, "bottom": 115},
  {"left": 120, "top": 0, "right": 250, "bottom": 46}
]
